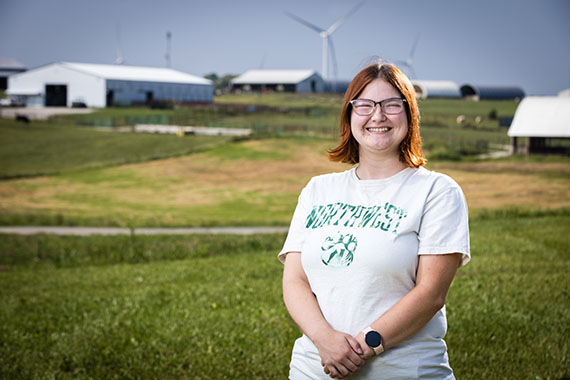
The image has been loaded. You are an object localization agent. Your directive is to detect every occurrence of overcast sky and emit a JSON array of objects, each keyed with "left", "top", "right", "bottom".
[{"left": 1, "top": 0, "right": 569, "bottom": 95}]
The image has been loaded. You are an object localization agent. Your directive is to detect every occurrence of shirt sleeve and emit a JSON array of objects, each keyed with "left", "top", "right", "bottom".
[
  {"left": 417, "top": 182, "right": 471, "bottom": 267},
  {"left": 277, "top": 180, "right": 312, "bottom": 264}
]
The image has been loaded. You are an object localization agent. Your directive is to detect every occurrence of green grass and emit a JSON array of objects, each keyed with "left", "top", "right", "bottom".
[
  {"left": 0, "top": 211, "right": 568, "bottom": 379},
  {"left": 1, "top": 95, "right": 519, "bottom": 180},
  {"left": 0, "top": 118, "right": 234, "bottom": 178}
]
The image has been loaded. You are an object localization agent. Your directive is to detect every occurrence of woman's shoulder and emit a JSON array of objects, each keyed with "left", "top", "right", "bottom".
[
  {"left": 306, "top": 168, "right": 354, "bottom": 188},
  {"left": 411, "top": 166, "right": 463, "bottom": 192}
]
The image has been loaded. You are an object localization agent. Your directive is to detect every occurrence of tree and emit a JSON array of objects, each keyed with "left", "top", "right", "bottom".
[{"left": 203, "top": 72, "right": 237, "bottom": 92}]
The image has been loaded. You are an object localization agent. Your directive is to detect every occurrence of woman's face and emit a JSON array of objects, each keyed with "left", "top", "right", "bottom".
[{"left": 350, "top": 79, "right": 409, "bottom": 160}]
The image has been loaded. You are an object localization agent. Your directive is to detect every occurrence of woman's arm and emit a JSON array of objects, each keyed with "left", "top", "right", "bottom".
[
  {"left": 355, "top": 253, "right": 463, "bottom": 359},
  {"left": 283, "top": 251, "right": 365, "bottom": 378}
]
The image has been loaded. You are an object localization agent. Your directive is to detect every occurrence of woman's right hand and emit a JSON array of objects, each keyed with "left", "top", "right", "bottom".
[{"left": 315, "top": 329, "right": 365, "bottom": 379}]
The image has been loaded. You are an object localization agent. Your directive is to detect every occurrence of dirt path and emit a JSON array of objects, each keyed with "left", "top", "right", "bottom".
[{"left": 0, "top": 226, "right": 288, "bottom": 236}]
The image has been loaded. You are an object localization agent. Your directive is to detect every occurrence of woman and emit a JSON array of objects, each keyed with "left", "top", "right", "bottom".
[{"left": 279, "top": 61, "right": 470, "bottom": 379}]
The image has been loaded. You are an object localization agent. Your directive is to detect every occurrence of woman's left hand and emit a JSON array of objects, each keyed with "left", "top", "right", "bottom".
[{"left": 354, "top": 332, "right": 376, "bottom": 360}]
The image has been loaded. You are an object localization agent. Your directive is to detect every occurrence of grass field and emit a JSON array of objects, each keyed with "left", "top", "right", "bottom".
[
  {"left": 0, "top": 118, "right": 234, "bottom": 179},
  {"left": 1, "top": 135, "right": 569, "bottom": 227},
  {"left": 0, "top": 211, "right": 568, "bottom": 379},
  {"left": 1, "top": 93, "right": 569, "bottom": 379}
]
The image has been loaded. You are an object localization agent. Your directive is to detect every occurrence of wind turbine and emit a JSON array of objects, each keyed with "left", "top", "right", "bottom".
[
  {"left": 396, "top": 33, "right": 421, "bottom": 79},
  {"left": 165, "top": 31, "right": 172, "bottom": 68},
  {"left": 114, "top": 22, "right": 124, "bottom": 65},
  {"left": 285, "top": 1, "right": 365, "bottom": 80}
]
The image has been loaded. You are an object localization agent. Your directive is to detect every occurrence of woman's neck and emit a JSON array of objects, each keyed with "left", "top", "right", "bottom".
[{"left": 355, "top": 154, "right": 408, "bottom": 180}]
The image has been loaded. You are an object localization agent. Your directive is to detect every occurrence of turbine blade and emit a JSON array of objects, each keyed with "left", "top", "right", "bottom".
[
  {"left": 409, "top": 65, "right": 417, "bottom": 79},
  {"left": 394, "top": 60, "right": 408, "bottom": 68},
  {"left": 326, "top": 0, "right": 366, "bottom": 35},
  {"left": 284, "top": 11, "right": 324, "bottom": 33},
  {"left": 329, "top": 38, "right": 339, "bottom": 81},
  {"left": 409, "top": 33, "right": 421, "bottom": 60}
]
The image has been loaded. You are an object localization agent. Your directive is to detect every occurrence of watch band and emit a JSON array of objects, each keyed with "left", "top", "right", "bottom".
[{"left": 363, "top": 326, "right": 384, "bottom": 355}]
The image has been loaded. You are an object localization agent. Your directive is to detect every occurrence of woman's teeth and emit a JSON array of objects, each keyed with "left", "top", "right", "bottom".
[{"left": 367, "top": 127, "right": 390, "bottom": 132}]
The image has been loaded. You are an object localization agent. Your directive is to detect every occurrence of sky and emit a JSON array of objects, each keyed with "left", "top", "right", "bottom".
[{"left": 1, "top": 0, "right": 569, "bottom": 96}]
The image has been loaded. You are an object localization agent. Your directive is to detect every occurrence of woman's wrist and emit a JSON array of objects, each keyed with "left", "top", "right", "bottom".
[{"left": 308, "top": 324, "right": 336, "bottom": 347}]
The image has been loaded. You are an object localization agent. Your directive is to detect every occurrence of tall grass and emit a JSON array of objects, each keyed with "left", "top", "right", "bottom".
[{"left": 0, "top": 211, "right": 568, "bottom": 379}]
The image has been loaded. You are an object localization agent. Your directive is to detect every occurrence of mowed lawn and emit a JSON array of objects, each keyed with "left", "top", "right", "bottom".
[
  {"left": 1, "top": 135, "right": 569, "bottom": 227},
  {"left": 0, "top": 211, "right": 569, "bottom": 379}
]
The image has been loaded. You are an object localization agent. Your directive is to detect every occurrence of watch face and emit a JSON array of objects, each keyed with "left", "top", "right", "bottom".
[{"left": 365, "top": 330, "right": 382, "bottom": 348}]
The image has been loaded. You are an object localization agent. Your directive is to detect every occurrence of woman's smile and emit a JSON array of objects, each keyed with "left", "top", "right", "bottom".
[{"left": 365, "top": 126, "right": 392, "bottom": 133}]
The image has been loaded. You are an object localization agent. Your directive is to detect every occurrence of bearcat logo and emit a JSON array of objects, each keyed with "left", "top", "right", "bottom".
[{"left": 321, "top": 232, "right": 358, "bottom": 268}]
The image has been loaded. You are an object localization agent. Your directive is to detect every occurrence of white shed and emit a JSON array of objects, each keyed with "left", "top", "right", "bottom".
[
  {"left": 508, "top": 96, "right": 570, "bottom": 154},
  {"left": 412, "top": 80, "right": 461, "bottom": 99},
  {"left": 7, "top": 62, "right": 213, "bottom": 107},
  {"left": 230, "top": 70, "right": 324, "bottom": 93}
]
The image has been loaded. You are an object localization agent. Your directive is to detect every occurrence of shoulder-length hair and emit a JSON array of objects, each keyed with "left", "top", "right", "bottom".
[{"left": 328, "top": 62, "right": 426, "bottom": 168}]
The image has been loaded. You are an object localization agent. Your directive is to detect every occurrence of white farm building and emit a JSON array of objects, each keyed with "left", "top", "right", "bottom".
[
  {"left": 7, "top": 62, "right": 213, "bottom": 107},
  {"left": 508, "top": 96, "right": 570, "bottom": 155},
  {"left": 412, "top": 80, "right": 461, "bottom": 99},
  {"left": 230, "top": 70, "right": 324, "bottom": 93}
]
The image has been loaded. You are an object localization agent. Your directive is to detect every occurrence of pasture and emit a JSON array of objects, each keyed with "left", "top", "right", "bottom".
[
  {"left": 0, "top": 93, "right": 569, "bottom": 379},
  {"left": 0, "top": 212, "right": 568, "bottom": 379}
]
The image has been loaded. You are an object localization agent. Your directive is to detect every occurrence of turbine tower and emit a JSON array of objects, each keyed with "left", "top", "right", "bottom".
[
  {"left": 165, "top": 31, "right": 172, "bottom": 68},
  {"left": 114, "top": 22, "right": 124, "bottom": 65},
  {"left": 285, "top": 1, "right": 364, "bottom": 80}
]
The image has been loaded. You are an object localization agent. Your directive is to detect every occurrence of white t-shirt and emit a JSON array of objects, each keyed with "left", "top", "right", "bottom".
[{"left": 279, "top": 167, "right": 470, "bottom": 380}]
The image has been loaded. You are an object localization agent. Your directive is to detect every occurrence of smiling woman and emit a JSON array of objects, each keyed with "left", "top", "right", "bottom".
[{"left": 280, "top": 61, "right": 470, "bottom": 379}]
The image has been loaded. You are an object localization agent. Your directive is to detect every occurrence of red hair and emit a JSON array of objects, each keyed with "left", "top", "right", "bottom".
[{"left": 328, "top": 62, "right": 426, "bottom": 168}]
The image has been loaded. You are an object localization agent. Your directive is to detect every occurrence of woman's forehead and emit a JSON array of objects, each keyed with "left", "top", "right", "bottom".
[{"left": 359, "top": 79, "right": 400, "bottom": 99}]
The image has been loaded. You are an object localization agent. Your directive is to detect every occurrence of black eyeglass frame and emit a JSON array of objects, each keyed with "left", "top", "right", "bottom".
[{"left": 349, "top": 97, "right": 407, "bottom": 116}]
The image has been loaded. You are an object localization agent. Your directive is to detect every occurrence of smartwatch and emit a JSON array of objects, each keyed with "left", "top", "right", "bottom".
[{"left": 363, "top": 326, "right": 384, "bottom": 355}]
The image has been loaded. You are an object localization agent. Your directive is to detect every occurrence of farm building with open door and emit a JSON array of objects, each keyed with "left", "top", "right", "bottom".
[
  {"left": 230, "top": 70, "right": 324, "bottom": 93},
  {"left": 6, "top": 62, "right": 213, "bottom": 108},
  {"left": 508, "top": 96, "right": 570, "bottom": 155}
]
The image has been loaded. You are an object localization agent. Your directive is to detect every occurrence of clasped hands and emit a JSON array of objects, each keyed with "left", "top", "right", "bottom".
[{"left": 316, "top": 330, "right": 375, "bottom": 379}]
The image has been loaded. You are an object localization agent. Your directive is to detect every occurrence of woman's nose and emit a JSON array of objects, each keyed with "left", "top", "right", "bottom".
[{"left": 371, "top": 104, "right": 387, "bottom": 120}]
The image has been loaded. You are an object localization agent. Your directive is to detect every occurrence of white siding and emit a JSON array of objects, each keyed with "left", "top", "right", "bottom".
[
  {"left": 412, "top": 80, "right": 461, "bottom": 99},
  {"left": 8, "top": 64, "right": 106, "bottom": 107}
]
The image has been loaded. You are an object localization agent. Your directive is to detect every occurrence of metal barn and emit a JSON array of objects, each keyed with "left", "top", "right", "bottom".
[
  {"left": 7, "top": 62, "right": 213, "bottom": 107},
  {"left": 412, "top": 80, "right": 461, "bottom": 99},
  {"left": 230, "top": 70, "right": 324, "bottom": 93},
  {"left": 460, "top": 84, "right": 525, "bottom": 100},
  {"left": 0, "top": 58, "right": 26, "bottom": 91}
]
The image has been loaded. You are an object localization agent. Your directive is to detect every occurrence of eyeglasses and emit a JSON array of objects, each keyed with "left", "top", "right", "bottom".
[{"left": 350, "top": 97, "right": 407, "bottom": 116}]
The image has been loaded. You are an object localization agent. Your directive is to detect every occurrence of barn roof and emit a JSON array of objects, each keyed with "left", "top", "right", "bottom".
[
  {"left": 0, "top": 58, "right": 27, "bottom": 77},
  {"left": 412, "top": 80, "right": 461, "bottom": 99},
  {"left": 13, "top": 62, "right": 211, "bottom": 85},
  {"left": 64, "top": 62, "right": 211, "bottom": 85},
  {"left": 508, "top": 97, "right": 570, "bottom": 138},
  {"left": 231, "top": 70, "right": 319, "bottom": 85},
  {"left": 0, "top": 58, "right": 26, "bottom": 70}
]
